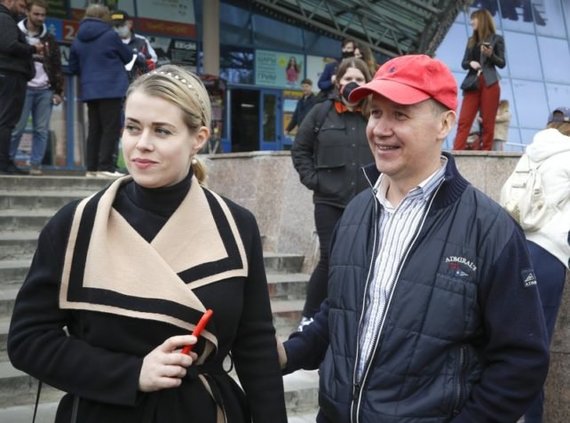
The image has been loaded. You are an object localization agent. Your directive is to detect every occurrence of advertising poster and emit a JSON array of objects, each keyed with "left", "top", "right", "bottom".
[{"left": 255, "top": 50, "right": 304, "bottom": 89}]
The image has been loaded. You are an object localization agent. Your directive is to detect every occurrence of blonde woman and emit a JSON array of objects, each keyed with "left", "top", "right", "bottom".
[{"left": 8, "top": 65, "right": 287, "bottom": 423}]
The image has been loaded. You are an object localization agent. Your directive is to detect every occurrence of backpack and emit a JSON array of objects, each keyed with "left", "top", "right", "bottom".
[{"left": 499, "top": 154, "right": 548, "bottom": 232}]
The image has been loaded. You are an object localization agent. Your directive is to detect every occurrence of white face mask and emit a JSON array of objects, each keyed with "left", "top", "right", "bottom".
[{"left": 114, "top": 25, "right": 130, "bottom": 38}]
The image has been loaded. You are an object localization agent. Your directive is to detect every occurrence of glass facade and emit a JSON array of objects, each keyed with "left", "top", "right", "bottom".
[{"left": 439, "top": 0, "right": 570, "bottom": 151}]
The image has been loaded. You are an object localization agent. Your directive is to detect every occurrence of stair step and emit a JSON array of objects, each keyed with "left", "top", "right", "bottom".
[
  {"left": 0, "top": 232, "right": 39, "bottom": 261},
  {"left": 0, "top": 190, "right": 94, "bottom": 210},
  {"left": 272, "top": 299, "right": 305, "bottom": 338},
  {"left": 0, "top": 175, "right": 111, "bottom": 192},
  {"left": 0, "top": 260, "right": 31, "bottom": 287},
  {"left": 267, "top": 273, "right": 309, "bottom": 301},
  {"left": 0, "top": 362, "right": 318, "bottom": 419},
  {"left": 0, "top": 210, "right": 57, "bottom": 233}
]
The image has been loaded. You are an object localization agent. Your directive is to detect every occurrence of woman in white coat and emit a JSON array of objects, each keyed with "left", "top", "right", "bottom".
[{"left": 518, "top": 107, "right": 570, "bottom": 423}]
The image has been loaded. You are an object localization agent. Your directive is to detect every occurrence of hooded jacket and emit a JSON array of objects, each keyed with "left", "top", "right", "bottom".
[
  {"left": 524, "top": 128, "right": 570, "bottom": 269},
  {"left": 284, "top": 153, "right": 549, "bottom": 423},
  {"left": 0, "top": 4, "right": 35, "bottom": 79},
  {"left": 68, "top": 18, "right": 133, "bottom": 101},
  {"left": 17, "top": 19, "right": 64, "bottom": 95}
]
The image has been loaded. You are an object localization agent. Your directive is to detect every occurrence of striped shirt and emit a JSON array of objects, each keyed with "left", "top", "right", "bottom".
[{"left": 356, "top": 157, "right": 447, "bottom": 380}]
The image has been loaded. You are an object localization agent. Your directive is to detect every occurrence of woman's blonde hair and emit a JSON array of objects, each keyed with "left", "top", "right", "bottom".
[
  {"left": 126, "top": 65, "right": 211, "bottom": 183},
  {"left": 468, "top": 9, "right": 497, "bottom": 48}
]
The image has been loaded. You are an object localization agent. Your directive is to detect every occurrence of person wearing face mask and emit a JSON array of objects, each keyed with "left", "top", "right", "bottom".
[
  {"left": 111, "top": 10, "right": 157, "bottom": 81},
  {"left": 291, "top": 58, "right": 373, "bottom": 330},
  {"left": 316, "top": 38, "right": 356, "bottom": 101}
]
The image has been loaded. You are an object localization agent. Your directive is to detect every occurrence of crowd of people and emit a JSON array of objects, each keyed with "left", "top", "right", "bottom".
[
  {"left": 0, "top": 1, "right": 156, "bottom": 177},
  {"left": 2, "top": 3, "right": 568, "bottom": 423}
]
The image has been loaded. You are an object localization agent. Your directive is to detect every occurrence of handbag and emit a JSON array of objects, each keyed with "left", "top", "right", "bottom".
[{"left": 460, "top": 72, "right": 479, "bottom": 91}]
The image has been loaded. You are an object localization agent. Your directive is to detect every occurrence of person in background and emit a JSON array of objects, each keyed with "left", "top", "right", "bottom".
[
  {"left": 286, "top": 78, "right": 316, "bottom": 136},
  {"left": 0, "top": 0, "right": 41, "bottom": 175},
  {"left": 8, "top": 64, "right": 288, "bottom": 423},
  {"left": 68, "top": 4, "right": 133, "bottom": 178},
  {"left": 291, "top": 58, "right": 373, "bottom": 330},
  {"left": 505, "top": 107, "right": 570, "bottom": 423},
  {"left": 316, "top": 38, "right": 356, "bottom": 99},
  {"left": 110, "top": 9, "right": 157, "bottom": 81},
  {"left": 10, "top": 0, "right": 64, "bottom": 176},
  {"left": 280, "top": 54, "right": 549, "bottom": 423},
  {"left": 354, "top": 42, "right": 378, "bottom": 77},
  {"left": 493, "top": 98, "right": 511, "bottom": 151},
  {"left": 453, "top": 9, "right": 505, "bottom": 151}
]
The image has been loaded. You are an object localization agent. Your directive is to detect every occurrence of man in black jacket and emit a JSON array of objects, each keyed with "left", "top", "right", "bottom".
[
  {"left": 0, "top": 0, "right": 42, "bottom": 174},
  {"left": 286, "top": 78, "right": 316, "bottom": 136},
  {"left": 280, "top": 55, "right": 549, "bottom": 423}
]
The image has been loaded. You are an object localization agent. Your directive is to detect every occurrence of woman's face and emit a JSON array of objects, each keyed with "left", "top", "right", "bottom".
[
  {"left": 354, "top": 48, "right": 362, "bottom": 59},
  {"left": 122, "top": 90, "right": 209, "bottom": 189},
  {"left": 338, "top": 66, "right": 366, "bottom": 91},
  {"left": 470, "top": 16, "right": 479, "bottom": 31}
]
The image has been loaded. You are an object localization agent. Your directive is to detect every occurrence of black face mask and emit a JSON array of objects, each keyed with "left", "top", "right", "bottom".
[
  {"left": 341, "top": 81, "right": 360, "bottom": 102},
  {"left": 341, "top": 50, "right": 355, "bottom": 59}
]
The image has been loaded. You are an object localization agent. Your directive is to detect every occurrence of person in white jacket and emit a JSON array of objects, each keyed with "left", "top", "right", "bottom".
[{"left": 520, "top": 106, "right": 570, "bottom": 423}]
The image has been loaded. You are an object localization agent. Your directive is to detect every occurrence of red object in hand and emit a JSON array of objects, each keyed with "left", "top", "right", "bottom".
[{"left": 182, "top": 309, "right": 214, "bottom": 355}]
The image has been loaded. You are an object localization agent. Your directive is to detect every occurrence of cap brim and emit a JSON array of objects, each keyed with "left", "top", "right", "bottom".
[{"left": 349, "top": 79, "right": 430, "bottom": 105}]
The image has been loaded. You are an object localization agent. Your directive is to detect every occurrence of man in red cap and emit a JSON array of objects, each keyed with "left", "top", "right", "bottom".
[{"left": 279, "top": 54, "right": 549, "bottom": 422}]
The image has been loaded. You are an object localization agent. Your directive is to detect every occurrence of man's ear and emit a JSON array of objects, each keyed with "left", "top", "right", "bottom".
[{"left": 438, "top": 110, "right": 456, "bottom": 140}]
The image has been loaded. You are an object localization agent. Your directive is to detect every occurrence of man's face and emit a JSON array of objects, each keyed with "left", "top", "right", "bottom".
[
  {"left": 366, "top": 95, "right": 454, "bottom": 188},
  {"left": 301, "top": 83, "right": 312, "bottom": 96},
  {"left": 342, "top": 41, "right": 355, "bottom": 57},
  {"left": 16, "top": 0, "right": 26, "bottom": 14},
  {"left": 27, "top": 5, "right": 46, "bottom": 28}
]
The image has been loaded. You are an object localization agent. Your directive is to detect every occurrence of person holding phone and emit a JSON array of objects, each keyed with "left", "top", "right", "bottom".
[
  {"left": 453, "top": 9, "right": 506, "bottom": 151},
  {"left": 7, "top": 65, "right": 287, "bottom": 423}
]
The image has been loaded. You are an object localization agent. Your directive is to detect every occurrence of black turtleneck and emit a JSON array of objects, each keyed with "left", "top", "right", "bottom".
[{"left": 113, "top": 171, "right": 193, "bottom": 243}]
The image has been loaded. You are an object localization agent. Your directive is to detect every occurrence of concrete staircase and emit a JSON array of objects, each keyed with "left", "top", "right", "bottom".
[{"left": 0, "top": 175, "right": 318, "bottom": 422}]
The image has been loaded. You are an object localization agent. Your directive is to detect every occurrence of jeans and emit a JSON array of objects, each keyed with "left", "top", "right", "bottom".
[
  {"left": 10, "top": 87, "right": 54, "bottom": 166},
  {"left": 0, "top": 71, "right": 27, "bottom": 170},
  {"left": 524, "top": 240, "right": 566, "bottom": 423},
  {"left": 302, "top": 203, "right": 344, "bottom": 317}
]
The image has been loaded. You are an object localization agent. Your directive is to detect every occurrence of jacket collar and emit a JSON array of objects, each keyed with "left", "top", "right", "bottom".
[{"left": 362, "top": 151, "right": 470, "bottom": 210}]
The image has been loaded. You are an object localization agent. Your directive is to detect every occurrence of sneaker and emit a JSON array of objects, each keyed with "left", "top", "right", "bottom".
[
  {"left": 29, "top": 165, "right": 42, "bottom": 176},
  {"left": 96, "top": 170, "right": 125, "bottom": 178},
  {"left": 297, "top": 316, "right": 314, "bottom": 332},
  {"left": 85, "top": 171, "right": 98, "bottom": 177},
  {"left": 6, "top": 162, "right": 29, "bottom": 175}
]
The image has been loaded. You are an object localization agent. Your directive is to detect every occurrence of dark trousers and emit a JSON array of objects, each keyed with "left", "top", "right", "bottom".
[
  {"left": 86, "top": 98, "right": 123, "bottom": 172},
  {"left": 524, "top": 240, "right": 566, "bottom": 423},
  {"left": 302, "top": 203, "right": 344, "bottom": 317},
  {"left": 0, "top": 71, "right": 27, "bottom": 170},
  {"left": 454, "top": 75, "right": 500, "bottom": 151}
]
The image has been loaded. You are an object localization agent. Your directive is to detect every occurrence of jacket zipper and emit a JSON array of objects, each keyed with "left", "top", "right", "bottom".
[
  {"left": 350, "top": 180, "right": 444, "bottom": 423},
  {"left": 453, "top": 345, "right": 467, "bottom": 415}
]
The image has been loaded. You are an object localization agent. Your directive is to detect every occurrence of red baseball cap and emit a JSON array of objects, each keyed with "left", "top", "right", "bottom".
[{"left": 349, "top": 54, "right": 457, "bottom": 111}]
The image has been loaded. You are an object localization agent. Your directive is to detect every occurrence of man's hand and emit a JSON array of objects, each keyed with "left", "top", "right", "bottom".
[{"left": 138, "top": 335, "right": 197, "bottom": 392}]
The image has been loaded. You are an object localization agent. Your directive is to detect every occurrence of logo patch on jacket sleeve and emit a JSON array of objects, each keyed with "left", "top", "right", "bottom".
[{"left": 522, "top": 269, "right": 537, "bottom": 288}]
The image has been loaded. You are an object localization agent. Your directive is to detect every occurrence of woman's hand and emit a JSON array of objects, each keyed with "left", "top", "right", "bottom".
[
  {"left": 469, "top": 61, "right": 481, "bottom": 70},
  {"left": 480, "top": 44, "right": 493, "bottom": 57},
  {"left": 138, "top": 335, "right": 198, "bottom": 392}
]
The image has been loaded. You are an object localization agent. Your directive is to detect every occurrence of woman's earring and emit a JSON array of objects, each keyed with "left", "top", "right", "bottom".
[{"left": 191, "top": 157, "right": 198, "bottom": 165}]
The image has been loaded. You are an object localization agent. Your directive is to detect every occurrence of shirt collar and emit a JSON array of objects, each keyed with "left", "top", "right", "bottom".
[{"left": 375, "top": 156, "right": 448, "bottom": 209}]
